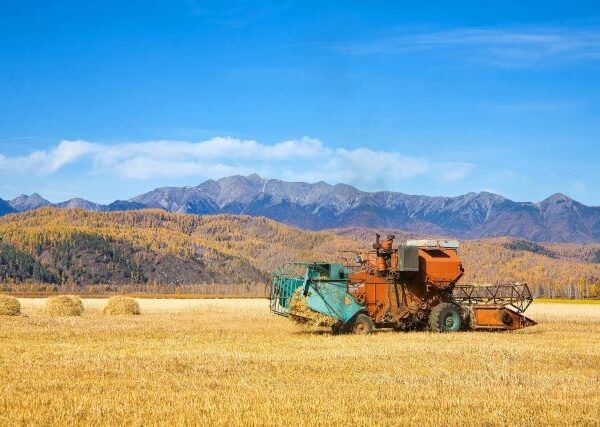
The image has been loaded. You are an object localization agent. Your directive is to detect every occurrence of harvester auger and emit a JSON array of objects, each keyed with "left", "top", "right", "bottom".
[{"left": 269, "top": 234, "right": 536, "bottom": 334}]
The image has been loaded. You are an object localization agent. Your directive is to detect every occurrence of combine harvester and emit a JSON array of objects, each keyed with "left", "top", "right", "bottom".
[{"left": 270, "top": 234, "right": 536, "bottom": 334}]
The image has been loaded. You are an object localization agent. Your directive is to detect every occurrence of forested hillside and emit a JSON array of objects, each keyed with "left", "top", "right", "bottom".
[
  {"left": 0, "top": 208, "right": 359, "bottom": 292},
  {"left": 0, "top": 208, "right": 599, "bottom": 297}
]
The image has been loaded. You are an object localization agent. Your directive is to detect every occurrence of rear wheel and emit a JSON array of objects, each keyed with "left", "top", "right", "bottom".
[
  {"left": 429, "top": 303, "right": 462, "bottom": 332},
  {"left": 351, "top": 313, "right": 374, "bottom": 335}
]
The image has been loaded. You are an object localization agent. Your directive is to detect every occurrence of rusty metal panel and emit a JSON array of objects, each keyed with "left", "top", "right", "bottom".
[
  {"left": 398, "top": 244, "right": 419, "bottom": 272},
  {"left": 473, "top": 306, "right": 506, "bottom": 328},
  {"left": 418, "top": 247, "right": 463, "bottom": 288},
  {"left": 472, "top": 306, "right": 537, "bottom": 330}
]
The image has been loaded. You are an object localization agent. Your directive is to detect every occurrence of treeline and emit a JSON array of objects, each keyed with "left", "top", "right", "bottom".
[
  {"left": 0, "top": 241, "right": 58, "bottom": 283},
  {"left": 1, "top": 208, "right": 600, "bottom": 298},
  {"left": 47, "top": 232, "right": 146, "bottom": 284},
  {"left": 0, "top": 207, "right": 357, "bottom": 281}
]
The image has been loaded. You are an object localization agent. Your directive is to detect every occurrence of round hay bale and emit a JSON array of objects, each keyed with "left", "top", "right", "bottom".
[
  {"left": 46, "top": 295, "right": 84, "bottom": 317},
  {"left": 103, "top": 296, "right": 140, "bottom": 316},
  {"left": 0, "top": 295, "right": 21, "bottom": 316}
]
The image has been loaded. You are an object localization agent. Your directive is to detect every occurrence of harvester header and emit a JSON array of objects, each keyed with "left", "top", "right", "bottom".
[{"left": 270, "top": 234, "right": 536, "bottom": 334}]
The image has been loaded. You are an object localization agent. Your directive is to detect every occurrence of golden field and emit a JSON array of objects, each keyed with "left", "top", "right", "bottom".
[{"left": 1, "top": 299, "right": 599, "bottom": 426}]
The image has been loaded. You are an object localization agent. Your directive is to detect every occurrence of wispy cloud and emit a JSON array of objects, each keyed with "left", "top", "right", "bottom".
[
  {"left": 0, "top": 140, "right": 96, "bottom": 174},
  {"left": 330, "top": 26, "right": 600, "bottom": 67},
  {"left": 0, "top": 137, "right": 474, "bottom": 190}
]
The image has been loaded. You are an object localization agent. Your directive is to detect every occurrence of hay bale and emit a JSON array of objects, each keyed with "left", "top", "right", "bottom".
[
  {"left": 46, "top": 295, "right": 84, "bottom": 317},
  {"left": 289, "top": 289, "right": 335, "bottom": 327},
  {"left": 103, "top": 296, "right": 140, "bottom": 316},
  {"left": 0, "top": 295, "right": 20, "bottom": 316}
]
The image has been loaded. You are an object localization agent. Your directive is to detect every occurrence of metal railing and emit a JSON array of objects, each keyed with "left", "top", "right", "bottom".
[
  {"left": 453, "top": 282, "right": 534, "bottom": 313},
  {"left": 269, "top": 262, "right": 313, "bottom": 316}
]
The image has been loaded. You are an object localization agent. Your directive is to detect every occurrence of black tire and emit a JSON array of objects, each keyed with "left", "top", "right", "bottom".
[
  {"left": 351, "top": 313, "right": 374, "bottom": 335},
  {"left": 429, "top": 303, "right": 462, "bottom": 332}
]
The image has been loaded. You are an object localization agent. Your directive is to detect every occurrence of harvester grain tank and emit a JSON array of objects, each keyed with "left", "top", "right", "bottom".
[{"left": 270, "top": 234, "right": 536, "bottom": 334}]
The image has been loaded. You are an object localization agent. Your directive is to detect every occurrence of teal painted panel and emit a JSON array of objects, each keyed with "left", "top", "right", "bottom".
[
  {"left": 270, "top": 261, "right": 363, "bottom": 323},
  {"left": 306, "top": 281, "right": 364, "bottom": 323}
]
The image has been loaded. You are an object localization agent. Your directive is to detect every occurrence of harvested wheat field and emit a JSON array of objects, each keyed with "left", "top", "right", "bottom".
[{"left": 0, "top": 299, "right": 598, "bottom": 426}]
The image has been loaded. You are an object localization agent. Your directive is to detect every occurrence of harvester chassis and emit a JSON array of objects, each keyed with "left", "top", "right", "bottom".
[{"left": 270, "top": 236, "right": 537, "bottom": 334}]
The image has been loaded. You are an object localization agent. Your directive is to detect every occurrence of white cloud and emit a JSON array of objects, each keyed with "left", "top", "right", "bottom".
[
  {"left": 46, "top": 140, "right": 97, "bottom": 172},
  {"left": 0, "top": 140, "right": 97, "bottom": 174},
  {"left": 0, "top": 137, "right": 474, "bottom": 189},
  {"left": 331, "top": 26, "right": 600, "bottom": 67}
]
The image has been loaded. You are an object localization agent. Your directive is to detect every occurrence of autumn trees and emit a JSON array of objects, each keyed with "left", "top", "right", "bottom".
[{"left": 0, "top": 207, "right": 599, "bottom": 298}]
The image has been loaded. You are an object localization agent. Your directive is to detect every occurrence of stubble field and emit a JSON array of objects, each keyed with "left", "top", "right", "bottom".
[{"left": 1, "top": 298, "right": 599, "bottom": 426}]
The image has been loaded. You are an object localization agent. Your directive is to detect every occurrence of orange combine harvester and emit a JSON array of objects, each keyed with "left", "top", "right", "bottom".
[{"left": 270, "top": 234, "right": 537, "bottom": 334}]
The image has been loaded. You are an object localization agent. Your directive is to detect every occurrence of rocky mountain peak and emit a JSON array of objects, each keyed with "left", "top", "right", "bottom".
[
  {"left": 10, "top": 193, "right": 51, "bottom": 211},
  {"left": 56, "top": 198, "right": 102, "bottom": 211},
  {"left": 541, "top": 193, "right": 574, "bottom": 204}
]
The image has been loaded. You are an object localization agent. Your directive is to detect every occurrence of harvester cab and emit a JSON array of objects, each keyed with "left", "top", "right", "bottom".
[{"left": 269, "top": 234, "right": 537, "bottom": 334}]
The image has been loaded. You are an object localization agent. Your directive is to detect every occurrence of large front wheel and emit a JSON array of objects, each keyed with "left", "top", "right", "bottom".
[{"left": 429, "top": 303, "right": 462, "bottom": 332}]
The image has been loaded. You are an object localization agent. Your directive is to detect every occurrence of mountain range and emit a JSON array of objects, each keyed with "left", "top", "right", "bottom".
[{"left": 1, "top": 174, "right": 599, "bottom": 243}]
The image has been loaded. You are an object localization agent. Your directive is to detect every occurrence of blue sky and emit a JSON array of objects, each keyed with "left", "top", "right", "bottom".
[{"left": 1, "top": 0, "right": 600, "bottom": 204}]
